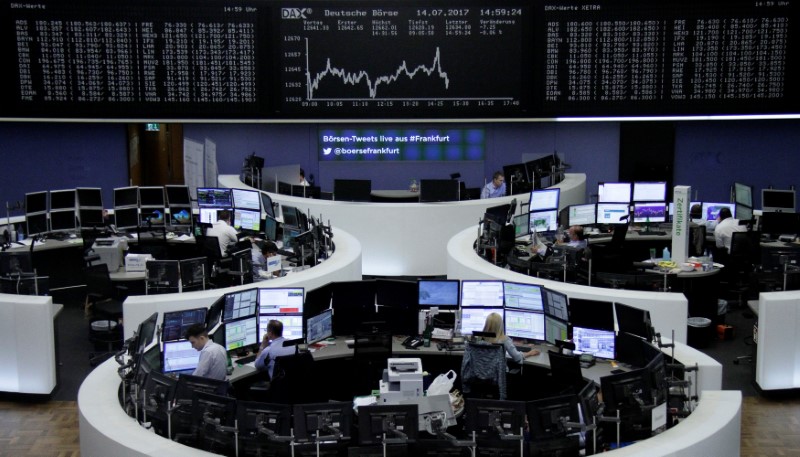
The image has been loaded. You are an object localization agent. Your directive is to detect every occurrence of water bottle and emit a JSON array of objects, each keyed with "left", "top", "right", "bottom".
[{"left": 662, "top": 247, "right": 671, "bottom": 261}]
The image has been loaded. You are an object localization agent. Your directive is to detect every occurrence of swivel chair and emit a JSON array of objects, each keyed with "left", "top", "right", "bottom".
[
  {"left": 547, "top": 351, "right": 585, "bottom": 396},
  {"left": 84, "top": 263, "right": 127, "bottom": 366},
  {"left": 353, "top": 331, "right": 393, "bottom": 395},
  {"left": 461, "top": 341, "right": 507, "bottom": 400}
]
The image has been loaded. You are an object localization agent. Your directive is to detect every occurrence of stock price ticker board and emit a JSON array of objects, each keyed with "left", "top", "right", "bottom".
[{"left": 2, "top": 0, "right": 799, "bottom": 120}]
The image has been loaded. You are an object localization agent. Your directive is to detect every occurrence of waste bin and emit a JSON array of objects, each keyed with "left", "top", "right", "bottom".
[{"left": 687, "top": 317, "right": 713, "bottom": 349}]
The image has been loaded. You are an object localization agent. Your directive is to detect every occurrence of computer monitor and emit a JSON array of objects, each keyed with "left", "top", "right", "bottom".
[
  {"left": 237, "top": 401, "right": 292, "bottom": 438},
  {"left": 464, "top": 399, "right": 526, "bottom": 438},
  {"left": 198, "top": 207, "right": 220, "bottom": 224},
  {"left": 162, "top": 307, "right": 208, "bottom": 342},
  {"left": 114, "top": 207, "right": 139, "bottom": 230},
  {"left": 258, "top": 313, "right": 303, "bottom": 342},
  {"left": 633, "top": 182, "right": 667, "bottom": 202},
  {"left": 173, "top": 373, "right": 229, "bottom": 404},
  {"left": 567, "top": 204, "right": 597, "bottom": 226},
  {"left": 165, "top": 185, "right": 191, "bottom": 206},
  {"left": 632, "top": 202, "right": 666, "bottom": 223},
  {"left": 598, "top": 182, "right": 632, "bottom": 203},
  {"left": 79, "top": 208, "right": 105, "bottom": 228},
  {"left": 460, "top": 307, "right": 503, "bottom": 335},
  {"left": 232, "top": 188, "right": 261, "bottom": 211},
  {"left": 206, "top": 295, "right": 225, "bottom": 328},
  {"left": 49, "top": 210, "right": 77, "bottom": 232},
  {"left": 759, "top": 212, "right": 800, "bottom": 236},
  {"left": 133, "top": 312, "right": 159, "bottom": 357},
  {"left": 600, "top": 367, "right": 652, "bottom": 421},
  {"left": 224, "top": 316, "right": 259, "bottom": 352},
  {"left": 645, "top": 350, "right": 669, "bottom": 405},
  {"left": 222, "top": 288, "right": 259, "bottom": 322},
  {"left": 114, "top": 186, "right": 139, "bottom": 208},
  {"left": 25, "top": 191, "right": 48, "bottom": 214},
  {"left": 614, "top": 331, "right": 649, "bottom": 368},
  {"left": 596, "top": 203, "right": 630, "bottom": 224},
  {"left": 169, "top": 207, "right": 193, "bottom": 228},
  {"left": 701, "top": 202, "right": 736, "bottom": 221},
  {"left": 527, "top": 394, "right": 581, "bottom": 440},
  {"left": 139, "top": 186, "right": 165, "bottom": 207},
  {"left": 512, "top": 213, "right": 530, "bottom": 237},
  {"left": 0, "top": 251, "right": 34, "bottom": 276},
  {"left": 140, "top": 208, "right": 166, "bottom": 226},
  {"left": 292, "top": 401, "right": 353, "bottom": 442},
  {"left": 614, "top": 302, "right": 653, "bottom": 342},
  {"left": 762, "top": 189, "right": 796, "bottom": 213},
  {"left": 737, "top": 204, "right": 754, "bottom": 221},
  {"left": 263, "top": 214, "right": 278, "bottom": 241},
  {"left": 233, "top": 209, "right": 261, "bottom": 232},
  {"left": 419, "top": 179, "right": 459, "bottom": 202},
  {"left": 197, "top": 188, "right": 233, "bottom": 208},
  {"left": 461, "top": 280, "right": 504, "bottom": 308},
  {"left": 333, "top": 179, "right": 372, "bottom": 202},
  {"left": 503, "top": 282, "right": 544, "bottom": 311},
  {"left": 418, "top": 279, "right": 460, "bottom": 308},
  {"left": 49, "top": 189, "right": 76, "bottom": 211},
  {"left": 542, "top": 289, "right": 569, "bottom": 321},
  {"left": 306, "top": 308, "right": 333, "bottom": 345},
  {"left": 281, "top": 205, "right": 300, "bottom": 228},
  {"left": 485, "top": 203, "right": 512, "bottom": 225},
  {"left": 504, "top": 309, "right": 545, "bottom": 341},
  {"left": 260, "top": 192, "right": 275, "bottom": 219},
  {"left": 529, "top": 209, "right": 559, "bottom": 232},
  {"left": 568, "top": 298, "right": 614, "bottom": 332},
  {"left": 282, "top": 227, "right": 301, "bottom": 250},
  {"left": 571, "top": 325, "right": 616, "bottom": 359},
  {"left": 734, "top": 182, "right": 753, "bottom": 208},
  {"left": 76, "top": 187, "right": 103, "bottom": 208},
  {"left": 25, "top": 212, "right": 48, "bottom": 236},
  {"left": 358, "top": 404, "right": 418, "bottom": 446},
  {"left": 142, "top": 370, "right": 177, "bottom": 408},
  {"left": 259, "top": 287, "right": 304, "bottom": 314},
  {"left": 544, "top": 315, "right": 569, "bottom": 345},
  {"left": 529, "top": 188, "right": 560, "bottom": 211},
  {"left": 162, "top": 340, "right": 200, "bottom": 374}
]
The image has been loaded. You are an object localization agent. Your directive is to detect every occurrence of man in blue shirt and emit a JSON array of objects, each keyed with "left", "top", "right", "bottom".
[
  {"left": 254, "top": 320, "right": 297, "bottom": 378},
  {"left": 185, "top": 324, "right": 228, "bottom": 381},
  {"left": 480, "top": 171, "right": 506, "bottom": 199}
]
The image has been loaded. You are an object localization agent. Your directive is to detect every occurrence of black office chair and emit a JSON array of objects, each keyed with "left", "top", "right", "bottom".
[
  {"left": 84, "top": 263, "right": 127, "bottom": 366},
  {"left": 253, "top": 350, "right": 317, "bottom": 405},
  {"left": 195, "top": 234, "right": 230, "bottom": 288},
  {"left": 726, "top": 231, "right": 762, "bottom": 307},
  {"left": 461, "top": 341, "right": 507, "bottom": 400},
  {"left": 689, "top": 224, "right": 707, "bottom": 257},
  {"left": 547, "top": 351, "right": 585, "bottom": 396},
  {"left": 594, "top": 224, "right": 631, "bottom": 273},
  {"left": 353, "top": 331, "right": 393, "bottom": 395}
]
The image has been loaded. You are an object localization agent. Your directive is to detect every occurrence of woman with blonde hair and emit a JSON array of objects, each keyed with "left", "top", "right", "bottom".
[{"left": 481, "top": 312, "right": 540, "bottom": 362}]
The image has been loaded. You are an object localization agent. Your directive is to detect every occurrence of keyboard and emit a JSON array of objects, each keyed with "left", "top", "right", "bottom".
[
  {"left": 514, "top": 345, "right": 532, "bottom": 353},
  {"left": 236, "top": 354, "right": 257, "bottom": 364},
  {"left": 639, "top": 231, "right": 667, "bottom": 236}
]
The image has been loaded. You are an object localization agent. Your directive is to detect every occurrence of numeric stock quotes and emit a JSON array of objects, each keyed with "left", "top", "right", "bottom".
[{"left": 3, "top": 0, "right": 798, "bottom": 120}]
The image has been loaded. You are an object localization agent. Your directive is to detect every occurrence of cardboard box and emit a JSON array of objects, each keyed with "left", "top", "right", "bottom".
[{"left": 125, "top": 253, "right": 153, "bottom": 273}]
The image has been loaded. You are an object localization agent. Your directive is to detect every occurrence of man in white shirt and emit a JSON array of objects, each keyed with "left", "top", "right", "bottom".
[
  {"left": 185, "top": 323, "right": 228, "bottom": 381},
  {"left": 207, "top": 209, "right": 239, "bottom": 257},
  {"left": 714, "top": 207, "right": 746, "bottom": 253}
]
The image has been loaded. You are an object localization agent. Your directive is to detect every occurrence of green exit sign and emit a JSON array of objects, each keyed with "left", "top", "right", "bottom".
[{"left": 145, "top": 123, "right": 160, "bottom": 132}]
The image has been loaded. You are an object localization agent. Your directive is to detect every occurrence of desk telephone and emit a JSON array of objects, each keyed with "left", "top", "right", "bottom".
[
  {"left": 402, "top": 336, "right": 424, "bottom": 348},
  {"left": 579, "top": 354, "right": 596, "bottom": 368}
]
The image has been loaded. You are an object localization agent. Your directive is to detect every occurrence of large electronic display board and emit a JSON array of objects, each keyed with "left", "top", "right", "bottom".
[{"left": 2, "top": 0, "right": 798, "bottom": 120}]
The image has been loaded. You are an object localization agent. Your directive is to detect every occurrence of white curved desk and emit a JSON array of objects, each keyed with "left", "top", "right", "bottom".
[
  {"left": 755, "top": 290, "right": 800, "bottom": 391},
  {"left": 122, "top": 227, "right": 362, "bottom": 340},
  {"left": 219, "top": 173, "right": 586, "bottom": 276}
]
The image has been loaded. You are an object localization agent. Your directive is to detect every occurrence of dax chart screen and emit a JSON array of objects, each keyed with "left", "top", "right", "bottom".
[{"left": 276, "top": 1, "right": 533, "bottom": 117}]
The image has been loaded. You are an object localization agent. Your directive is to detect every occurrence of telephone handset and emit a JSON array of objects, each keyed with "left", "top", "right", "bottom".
[{"left": 402, "top": 336, "right": 424, "bottom": 348}]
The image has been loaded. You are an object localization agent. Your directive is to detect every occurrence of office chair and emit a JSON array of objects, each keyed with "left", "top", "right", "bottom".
[
  {"left": 144, "top": 260, "right": 180, "bottom": 295},
  {"left": 593, "top": 224, "right": 631, "bottom": 273},
  {"left": 547, "top": 351, "right": 585, "bottom": 396},
  {"left": 689, "top": 224, "right": 707, "bottom": 257},
  {"left": 195, "top": 234, "right": 230, "bottom": 287},
  {"left": 726, "top": 231, "right": 762, "bottom": 308},
  {"left": 84, "top": 263, "right": 127, "bottom": 365},
  {"left": 461, "top": 341, "right": 507, "bottom": 400},
  {"left": 268, "top": 351, "right": 317, "bottom": 404},
  {"left": 353, "top": 331, "right": 393, "bottom": 395}
]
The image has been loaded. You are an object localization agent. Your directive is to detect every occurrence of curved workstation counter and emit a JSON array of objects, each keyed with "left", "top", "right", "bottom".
[
  {"left": 755, "top": 289, "right": 800, "bottom": 391},
  {"left": 122, "top": 227, "right": 362, "bottom": 340},
  {"left": 447, "top": 225, "right": 725, "bottom": 395},
  {"left": 79, "top": 333, "right": 738, "bottom": 457},
  {"left": 219, "top": 173, "right": 587, "bottom": 276}
]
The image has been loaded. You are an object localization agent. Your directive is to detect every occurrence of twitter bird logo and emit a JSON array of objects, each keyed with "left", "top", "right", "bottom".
[{"left": 323, "top": 147, "right": 332, "bottom": 155}]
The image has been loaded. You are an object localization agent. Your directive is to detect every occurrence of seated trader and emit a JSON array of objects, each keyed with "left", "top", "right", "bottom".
[
  {"left": 480, "top": 171, "right": 506, "bottom": 199},
  {"left": 254, "top": 320, "right": 297, "bottom": 379},
  {"left": 299, "top": 168, "right": 310, "bottom": 186},
  {"left": 557, "top": 225, "right": 588, "bottom": 250},
  {"left": 252, "top": 240, "right": 280, "bottom": 280},
  {"left": 714, "top": 207, "right": 745, "bottom": 253},
  {"left": 185, "top": 324, "right": 228, "bottom": 381},
  {"left": 688, "top": 204, "right": 706, "bottom": 255},
  {"left": 207, "top": 209, "right": 239, "bottom": 257},
  {"left": 479, "top": 312, "right": 540, "bottom": 361}
]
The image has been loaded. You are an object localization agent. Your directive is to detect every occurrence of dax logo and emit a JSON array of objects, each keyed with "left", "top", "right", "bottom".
[
  {"left": 282, "top": 8, "right": 311, "bottom": 19},
  {"left": 322, "top": 147, "right": 332, "bottom": 155}
]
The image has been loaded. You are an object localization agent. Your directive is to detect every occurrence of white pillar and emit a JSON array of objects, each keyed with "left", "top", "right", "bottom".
[{"left": 672, "top": 185, "right": 691, "bottom": 264}]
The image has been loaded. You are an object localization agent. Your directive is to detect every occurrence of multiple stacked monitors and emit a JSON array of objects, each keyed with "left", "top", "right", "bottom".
[
  {"left": 734, "top": 182, "right": 753, "bottom": 208},
  {"left": 258, "top": 287, "right": 305, "bottom": 341},
  {"left": 77, "top": 187, "right": 104, "bottom": 228},
  {"left": 48, "top": 189, "right": 77, "bottom": 233},
  {"left": 762, "top": 189, "right": 796, "bottom": 213},
  {"left": 528, "top": 188, "right": 561, "bottom": 233}
]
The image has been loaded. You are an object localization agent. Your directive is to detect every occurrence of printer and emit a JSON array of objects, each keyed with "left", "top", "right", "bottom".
[
  {"left": 378, "top": 358, "right": 424, "bottom": 404},
  {"left": 91, "top": 237, "right": 128, "bottom": 272}
]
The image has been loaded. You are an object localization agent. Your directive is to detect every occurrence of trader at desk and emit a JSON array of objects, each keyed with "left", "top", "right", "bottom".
[
  {"left": 714, "top": 207, "right": 746, "bottom": 254},
  {"left": 480, "top": 171, "right": 506, "bottom": 199},
  {"left": 206, "top": 209, "right": 239, "bottom": 257},
  {"left": 254, "top": 319, "right": 296, "bottom": 378},
  {"left": 185, "top": 323, "right": 228, "bottom": 381}
]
